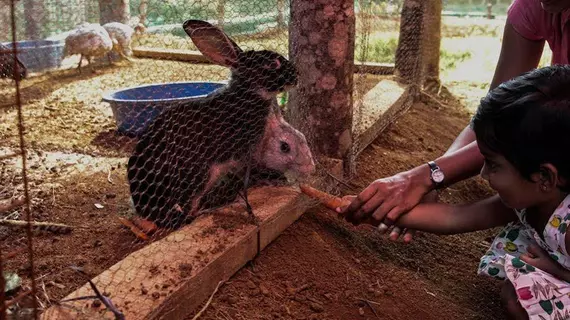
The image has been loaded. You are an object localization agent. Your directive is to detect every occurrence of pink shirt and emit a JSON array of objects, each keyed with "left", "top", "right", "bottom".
[{"left": 508, "top": 0, "right": 570, "bottom": 64}]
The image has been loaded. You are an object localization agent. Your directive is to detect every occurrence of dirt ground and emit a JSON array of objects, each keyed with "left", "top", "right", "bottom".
[
  {"left": 186, "top": 101, "right": 502, "bottom": 320},
  {"left": 1, "top": 58, "right": 502, "bottom": 319}
]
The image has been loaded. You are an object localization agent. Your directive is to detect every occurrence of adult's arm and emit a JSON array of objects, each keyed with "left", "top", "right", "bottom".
[{"left": 339, "top": 20, "right": 545, "bottom": 228}]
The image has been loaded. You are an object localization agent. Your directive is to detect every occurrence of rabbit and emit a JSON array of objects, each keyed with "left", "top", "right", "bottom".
[
  {"left": 0, "top": 43, "right": 27, "bottom": 80},
  {"left": 197, "top": 102, "right": 316, "bottom": 211},
  {"left": 252, "top": 100, "right": 315, "bottom": 180},
  {"left": 127, "top": 19, "right": 301, "bottom": 230},
  {"left": 125, "top": 103, "right": 316, "bottom": 234}
]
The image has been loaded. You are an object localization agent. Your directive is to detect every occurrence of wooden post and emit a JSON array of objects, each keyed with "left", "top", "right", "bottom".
[
  {"left": 0, "top": 246, "right": 6, "bottom": 320},
  {"left": 83, "top": 0, "right": 90, "bottom": 24},
  {"left": 139, "top": 0, "right": 148, "bottom": 26},
  {"left": 422, "top": 0, "right": 442, "bottom": 90},
  {"left": 0, "top": 1, "right": 10, "bottom": 41},
  {"left": 277, "top": 0, "right": 286, "bottom": 29},
  {"left": 287, "top": 0, "right": 355, "bottom": 176},
  {"left": 23, "top": 0, "right": 45, "bottom": 40},
  {"left": 394, "top": 0, "right": 425, "bottom": 95},
  {"left": 98, "top": 0, "right": 130, "bottom": 25},
  {"left": 217, "top": 0, "right": 226, "bottom": 28}
]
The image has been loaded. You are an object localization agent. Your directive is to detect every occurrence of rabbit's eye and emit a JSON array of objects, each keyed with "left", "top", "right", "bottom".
[
  {"left": 280, "top": 141, "right": 291, "bottom": 153},
  {"left": 273, "top": 58, "right": 281, "bottom": 69},
  {"left": 264, "top": 58, "right": 281, "bottom": 70}
]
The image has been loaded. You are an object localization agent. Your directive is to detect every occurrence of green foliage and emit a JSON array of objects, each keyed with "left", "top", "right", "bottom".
[
  {"left": 130, "top": 0, "right": 284, "bottom": 28},
  {"left": 440, "top": 49, "right": 472, "bottom": 70},
  {"left": 168, "top": 16, "right": 278, "bottom": 38},
  {"left": 129, "top": 0, "right": 216, "bottom": 26},
  {"left": 356, "top": 37, "right": 399, "bottom": 63},
  {"left": 355, "top": 36, "right": 472, "bottom": 72}
]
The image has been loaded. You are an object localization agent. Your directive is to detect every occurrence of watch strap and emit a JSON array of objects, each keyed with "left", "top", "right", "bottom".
[
  {"left": 428, "top": 161, "right": 443, "bottom": 189},
  {"left": 428, "top": 161, "right": 439, "bottom": 172}
]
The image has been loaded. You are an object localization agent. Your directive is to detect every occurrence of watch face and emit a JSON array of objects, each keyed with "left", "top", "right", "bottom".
[{"left": 432, "top": 170, "right": 444, "bottom": 183}]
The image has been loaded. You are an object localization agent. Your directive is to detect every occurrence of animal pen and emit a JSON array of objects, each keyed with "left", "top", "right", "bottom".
[{"left": 0, "top": 0, "right": 436, "bottom": 318}]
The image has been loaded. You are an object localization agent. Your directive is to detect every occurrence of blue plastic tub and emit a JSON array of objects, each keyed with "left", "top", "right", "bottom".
[
  {"left": 102, "top": 81, "right": 226, "bottom": 137},
  {"left": 2, "top": 40, "right": 64, "bottom": 73}
]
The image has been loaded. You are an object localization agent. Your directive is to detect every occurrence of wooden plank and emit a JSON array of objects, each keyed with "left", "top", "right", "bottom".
[
  {"left": 354, "top": 61, "right": 394, "bottom": 75},
  {"left": 351, "top": 79, "right": 412, "bottom": 159},
  {"left": 132, "top": 47, "right": 395, "bottom": 75},
  {"left": 41, "top": 186, "right": 309, "bottom": 320},
  {"left": 132, "top": 47, "right": 212, "bottom": 64},
  {"left": 352, "top": 79, "right": 407, "bottom": 137}
]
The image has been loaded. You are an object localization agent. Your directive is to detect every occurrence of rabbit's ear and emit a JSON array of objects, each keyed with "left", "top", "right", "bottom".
[{"left": 183, "top": 20, "right": 242, "bottom": 68}]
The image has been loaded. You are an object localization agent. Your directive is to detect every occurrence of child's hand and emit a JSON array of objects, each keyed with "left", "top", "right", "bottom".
[
  {"left": 520, "top": 244, "right": 564, "bottom": 277},
  {"left": 336, "top": 195, "right": 356, "bottom": 217}
]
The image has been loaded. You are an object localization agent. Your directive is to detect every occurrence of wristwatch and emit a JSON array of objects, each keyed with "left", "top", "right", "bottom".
[{"left": 428, "top": 161, "right": 445, "bottom": 189}]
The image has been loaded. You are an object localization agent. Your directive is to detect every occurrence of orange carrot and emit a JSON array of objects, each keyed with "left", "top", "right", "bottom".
[
  {"left": 299, "top": 183, "right": 351, "bottom": 211},
  {"left": 117, "top": 216, "right": 149, "bottom": 241}
]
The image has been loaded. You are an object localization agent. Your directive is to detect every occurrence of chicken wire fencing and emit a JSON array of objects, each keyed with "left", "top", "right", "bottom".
[{"left": 0, "top": 0, "right": 427, "bottom": 319}]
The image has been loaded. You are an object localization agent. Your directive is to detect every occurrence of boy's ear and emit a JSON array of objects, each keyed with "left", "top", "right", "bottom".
[{"left": 538, "top": 163, "right": 560, "bottom": 191}]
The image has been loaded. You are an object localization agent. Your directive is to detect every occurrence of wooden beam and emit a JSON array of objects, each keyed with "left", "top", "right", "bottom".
[
  {"left": 132, "top": 47, "right": 212, "bottom": 64},
  {"left": 348, "top": 79, "right": 411, "bottom": 170},
  {"left": 132, "top": 47, "right": 395, "bottom": 75},
  {"left": 354, "top": 62, "right": 394, "bottom": 75},
  {"left": 41, "top": 186, "right": 311, "bottom": 320}
]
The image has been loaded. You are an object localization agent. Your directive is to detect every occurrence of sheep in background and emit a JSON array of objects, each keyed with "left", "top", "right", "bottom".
[
  {"left": 103, "top": 22, "right": 145, "bottom": 62},
  {"left": 0, "top": 43, "right": 27, "bottom": 80},
  {"left": 63, "top": 23, "right": 113, "bottom": 73}
]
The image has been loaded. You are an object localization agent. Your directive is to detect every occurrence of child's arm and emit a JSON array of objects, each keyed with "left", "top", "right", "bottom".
[
  {"left": 520, "top": 242, "right": 570, "bottom": 283},
  {"left": 548, "top": 233, "right": 570, "bottom": 282},
  {"left": 387, "top": 194, "right": 517, "bottom": 235}
]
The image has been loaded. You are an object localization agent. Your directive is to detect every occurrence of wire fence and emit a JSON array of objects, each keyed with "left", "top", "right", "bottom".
[{"left": 0, "top": 0, "right": 428, "bottom": 318}]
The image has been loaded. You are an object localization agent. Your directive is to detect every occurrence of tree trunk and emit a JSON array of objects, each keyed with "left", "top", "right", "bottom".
[
  {"left": 83, "top": 0, "right": 90, "bottom": 24},
  {"left": 0, "top": 1, "right": 10, "bottom": 41},
  {"left": 139, "top": 0, "right": 148, "bottom": 26},
  {"left": 277, "top": 0, "right": 286, "bottom": 29},
  {"left": 394, "top": 0, "right": 425, "bottom": 87},
  {"left": 99, "top": 0, "right": 130, "bottom": 25},
  {"left": 287, "top": 0, "right": 355, "bottom": 164},
  {"left": 23, "top": 0, "right": 45, "bottom": 40},
  {"left": 486, "top": 1, "right": 493, "bottom": 19},
  {"left": 422, "top": 0, "right": 442, "bottom": 90}
]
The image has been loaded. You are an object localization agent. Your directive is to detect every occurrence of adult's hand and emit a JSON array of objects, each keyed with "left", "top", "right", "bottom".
[
  {"left": 337, "top": 164, "right": 433, "bottom": 230},
  {"left": 338, "top": 140, "right": 485, "bottom": 241}
]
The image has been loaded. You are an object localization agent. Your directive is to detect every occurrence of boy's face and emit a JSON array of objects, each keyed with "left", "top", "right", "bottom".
[
  {"left": 541, "top": 0, "right": 570, "bottom": 13},
  {"left": 478, "top": 142, "right": 543, "bottom": 210}
]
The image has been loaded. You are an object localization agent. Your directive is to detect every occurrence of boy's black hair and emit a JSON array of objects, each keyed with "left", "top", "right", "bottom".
[{"left": 471, "top": 64, "right": 570, "bottom": 191}]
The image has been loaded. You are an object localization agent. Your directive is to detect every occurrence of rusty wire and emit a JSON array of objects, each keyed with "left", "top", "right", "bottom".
[{"left": 0, "top": 0, "right": 40, "bottom": 319}]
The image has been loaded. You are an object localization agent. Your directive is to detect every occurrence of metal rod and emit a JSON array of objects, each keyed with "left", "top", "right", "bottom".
[{"left": 9, "top": 0, "right": 39, "bottom": 318}]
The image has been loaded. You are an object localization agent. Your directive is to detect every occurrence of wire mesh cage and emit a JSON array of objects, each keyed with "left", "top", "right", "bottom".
[{"left": 0, "top": 0, "right": 428, "bottom": 318}]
